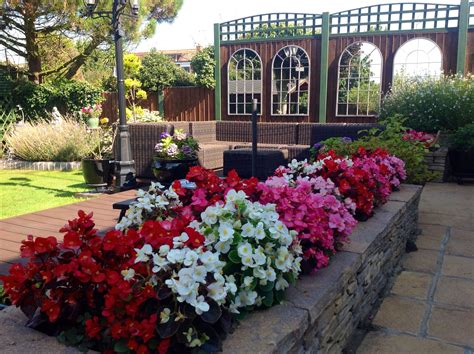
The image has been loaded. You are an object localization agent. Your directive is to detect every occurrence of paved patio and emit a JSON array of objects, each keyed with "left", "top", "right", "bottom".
[
  {"left": 358, "top": 183, "right": 474, "bottom": 353},
  {"left": 0, "top": 189, "right": 136, "bottom": 275}
]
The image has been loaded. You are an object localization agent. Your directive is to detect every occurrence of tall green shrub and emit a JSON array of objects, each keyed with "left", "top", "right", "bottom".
[
  {"left": 380, "top": 74, "right": 474, "bottom": 132},
  {"left": 191, "top": 47, "right": 215, "bottom": 89},
  {"left": 9, "top": 79, "right": 103, "bottom": 119}
]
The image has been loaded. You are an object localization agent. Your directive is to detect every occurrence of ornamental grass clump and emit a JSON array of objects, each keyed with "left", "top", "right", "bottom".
[{"left": 4, "top": 118, "right": 99, "bottom": 162}]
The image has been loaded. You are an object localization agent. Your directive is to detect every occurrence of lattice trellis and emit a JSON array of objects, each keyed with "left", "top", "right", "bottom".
[
  {"left": 219, "top": 2, "right": 473, "bottom": 42},
  {"left": 219, "top": 13, "right": 323, "bottom": 42},
  {"left": 330, "top": 3, "right": 460, "bottom": 34}
]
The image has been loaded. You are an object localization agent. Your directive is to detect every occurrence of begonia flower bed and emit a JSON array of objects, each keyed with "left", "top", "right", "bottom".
[{"left": 1, "top": 149, "right": 406, "bottom": 353}]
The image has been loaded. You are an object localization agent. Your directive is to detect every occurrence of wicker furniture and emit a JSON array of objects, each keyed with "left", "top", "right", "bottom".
[{"left": 223, "top": 149, "right": 287, "bottom": 180}]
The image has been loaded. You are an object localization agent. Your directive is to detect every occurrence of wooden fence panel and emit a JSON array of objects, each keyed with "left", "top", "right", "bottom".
[{"left": 163, "top": 87, "right": 215, "bottom": 121}]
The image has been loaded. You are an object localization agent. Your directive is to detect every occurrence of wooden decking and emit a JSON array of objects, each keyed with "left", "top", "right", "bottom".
[{"left": 0, "top": 190, "right": 136, "bottom": 275}]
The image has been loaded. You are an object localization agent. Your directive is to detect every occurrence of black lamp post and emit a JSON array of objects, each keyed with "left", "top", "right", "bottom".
[{"left": 84, "top": 0, "right": 137, "bottom": 191}]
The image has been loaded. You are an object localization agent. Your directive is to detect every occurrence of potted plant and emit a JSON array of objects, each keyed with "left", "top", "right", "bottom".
[
  {"left": 152, "top": 129, "right": 200, "bottom": 183},
  {"left": 82, "top": 118, "right": 115, "bottom": 191},
  {"left": 80, "top": 104, "right": 102, "bottom": 129},
  {"left": 449, "top": 123, "right": 474, "bottom": 183}
]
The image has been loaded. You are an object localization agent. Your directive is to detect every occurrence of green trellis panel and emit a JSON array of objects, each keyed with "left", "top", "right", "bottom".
[
  {"left": 214, "top": 23, "right": 222, "bottom": 121},
  {"left": 319, "top": 13, "right": 330, "bottom": 123},
  {"left": 457, "top": 0, "right": 470, "bottom": 74}
]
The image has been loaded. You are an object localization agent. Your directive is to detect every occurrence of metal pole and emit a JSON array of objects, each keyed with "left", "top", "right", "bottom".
[
  {"left": 113, "top": 0, "right": 136, "bottom": 190},
  {"left": 251, "top": 99, "right": 258, "bottom": 178}
]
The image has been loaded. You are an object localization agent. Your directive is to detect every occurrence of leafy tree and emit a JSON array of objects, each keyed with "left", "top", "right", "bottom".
[
  {"left": 0, "top": 0, "right": 183, "bottom": 83},
  {"left": 138, "top": 49, "right": 195, "bottom": 91},
  {"left": 123, "top": 53, "right": 147, "bottom": 119},
  {"left": 191, "top": 46, "right": 215, "bottom": 89}
]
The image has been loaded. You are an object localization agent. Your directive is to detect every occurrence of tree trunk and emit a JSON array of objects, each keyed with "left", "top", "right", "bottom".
[
  {"left": 62, "top": 38, "right": 102, "bottom": 80},
  {"left": 23, "top": 6, "right": 42, "bottom": 83}
]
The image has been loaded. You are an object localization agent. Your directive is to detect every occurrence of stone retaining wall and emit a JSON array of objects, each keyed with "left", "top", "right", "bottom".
[
  {"left": 0, "top": 185, "right": 422, "bottom": 354},
  {"left": 223, "top": 184, "right": 422, "bottom": 354},
  {"left": 424, "top": 148, "right": 448, "bottom": 182},
  {"left": 0, "top": 160, "right": 81, "bottom": 171}
]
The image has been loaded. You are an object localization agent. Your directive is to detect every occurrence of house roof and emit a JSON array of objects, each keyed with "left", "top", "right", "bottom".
[{"left": 134, "top": 48, "right": 199, "bottom": 63}]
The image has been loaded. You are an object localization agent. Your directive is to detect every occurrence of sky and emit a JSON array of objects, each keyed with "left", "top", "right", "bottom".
[{"left": 134, "top": 0, "right": 461, "bottom": 52}]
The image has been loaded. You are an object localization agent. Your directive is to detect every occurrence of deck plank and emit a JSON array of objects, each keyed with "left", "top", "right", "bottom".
[{"left": 0, "top": 190, "right": 135, "bottom": 274}]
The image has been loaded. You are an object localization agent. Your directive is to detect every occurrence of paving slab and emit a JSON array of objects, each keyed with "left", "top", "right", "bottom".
[
  {"left": 357, "top": 331, "right": 463, "bottom": 354},
  {"left": 402, "top": 249, "right": 439, "bottom": 274},
  {"left": 428, "top": 305, "right": 474, "bottom": 347},
  {"left": 372, "top": 296, "right": 426, "bottom": 335},
  {"left": 434, "top": 276, "right": 474, "bottom": 308},
  {"left": 446, "top": 233, "right": 474, "bottom": 257},
  {"left": 442, "top": 255, "right": 474, "bottom": 280},
  {"left": 391, "top": 271, "right": 432, "bottom": 300}
]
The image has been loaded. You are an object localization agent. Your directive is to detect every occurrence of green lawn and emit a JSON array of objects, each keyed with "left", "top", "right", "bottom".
[{"left": 0, "top": 169, "right": 89, "bottom": 219}]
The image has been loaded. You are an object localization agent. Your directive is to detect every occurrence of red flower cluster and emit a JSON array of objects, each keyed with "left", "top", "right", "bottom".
[
  {"left": 173, "top": 166, "right": 259, "bottom": 217},
  {"left": 402, "top": 129, "right": 436, "bottom": 148},
  {"left": 0, "top": 210, "right": 206, "bottom": 354}
]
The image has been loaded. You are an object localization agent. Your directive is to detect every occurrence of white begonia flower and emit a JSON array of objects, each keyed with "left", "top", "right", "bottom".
[
  {"left": 159, "top": 244, "right": 170, "bottom": 257},
  {"left": 237, "top": 290, "right": 258, "bottom": 306},
  {"left": 194, "top": 295, "right": 210, "bottom": 315},
  {"left": 226, "top": 189, "right": 247, "bottom": 202},
  {"left": 218, "top": 221, "right": 234, "bottom": 242},
  {"left": 241, "top": 254, "right": 255, "bottom": 268},
  {"left": 207, "top": 282, "right": 227, "bottom": 303},
  {"left": 160, "top": 308, "right": 171, "bottom": 324},
  {"left": 152, "top": 253, "right": 168, "bottom": 273},
  {"left": 237, "top": 242, "right": 252, "bottom": 258},
  {"left": 134, "top": 244, "right": 153, "bottom": 263},
  {"left": 254, "top": 222, "right": 266, "bottom": 240},
  {"left": 252, "top": 247, "right": 266, "bottom": 266},
  {"left": 255, "top": 296, "right": 263, "bottom": 307},
  {"left": 192, "top": 265, "right": 207, "bottom": 283},
  {"left": 241, "top": 222, "right": 255, "bottom": 238},
  {"left": 275, "top": 276, "right": 289, "bottom": 291},
  {"left": 167, "top": 249, "right": 186, "bottom": 264},
  {"left": 265, "top": 267, "right": 277, "bottom": 282},
  {"left": 253, "top": 267, "right": 267, "bottom": 279},
  {"left": 243, "top": 276, "right": 254, "bottom": 288},
  {"left": 184, "top": 250, "right": 199, "bottom": 266},
  {"left": 121, "top": 268, "right": 135, "bottom": 281},
  {"left": 200, "top": 250, "right": 221, "bottom": 271},
  {"left": 215, "top": 240, "right": 231, "bottom": 254}
]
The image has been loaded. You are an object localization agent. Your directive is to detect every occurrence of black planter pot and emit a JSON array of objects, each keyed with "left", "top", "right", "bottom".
[
  {"left": 152, "top": 158, "right": 198, "bottom": 184},
  {"left": 449, "top": 149, "right": 474, "bottom": 182},
  {"left": 82, "top": 159, "right": 114, "bottom": 189}
]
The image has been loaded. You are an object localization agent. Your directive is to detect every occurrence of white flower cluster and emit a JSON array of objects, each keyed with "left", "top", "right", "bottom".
[
  {"left": 283, "top": 158, "right": 353, "bottom": 183},
  {"left": 115, "top": 182, "right": 181, "bottom": 231},
  {"left": 193, "top": 190, "right": 302, "bottom": 313},
  {"left": 131, "top": 231, "right": 237, "bottom": 315}
]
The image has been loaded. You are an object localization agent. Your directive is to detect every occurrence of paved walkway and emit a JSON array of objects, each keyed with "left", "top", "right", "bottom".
[
  {"left": 0, "top": 189, "right": 136, "bottom": 275},
  {"left": 358, "top": 183, "right": 474, "bottom": 353}
]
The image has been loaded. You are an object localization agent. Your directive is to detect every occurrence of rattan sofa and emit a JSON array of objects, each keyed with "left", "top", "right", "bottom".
[{"left": 120, "top": 121, "right": 380, "bottom": 179}]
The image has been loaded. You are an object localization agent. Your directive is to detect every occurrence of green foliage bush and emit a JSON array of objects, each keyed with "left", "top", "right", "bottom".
[
  {"left": 139, "top": 50, "right": 194, "bottom": 92},
  {"left": 381, "top": 74, "right": 474, "bottom": 133},
  {"left": 318, "top": 116, "right": 439, "bottom": 185},
  {"left": 450, "top": 123, "right": 474, "bottom": 150},
  {"left": 191, "top": 46, "right": 215, "bottom": 89},
  {"left": 4, "top": 118, "right": 100, "bottom": 162},
  {"left": 8, "top": 79, "right": 103, "bottom": 119}
]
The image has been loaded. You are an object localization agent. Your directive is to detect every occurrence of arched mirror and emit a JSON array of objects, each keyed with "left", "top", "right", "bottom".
[
  {"left": 228, "top": 48, "right": 262, "bottom": 115},
  {"left": 393, "top": 38, "right": 443, "bottom": 79},
  {"left": 271, "top": 45, "right": 310, "bottom": 115},
  {"left": 336, "top": 41, "right": 382, "bottom": 116}
]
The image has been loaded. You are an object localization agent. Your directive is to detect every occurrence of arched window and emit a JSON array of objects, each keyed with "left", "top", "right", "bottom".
[
  {"left": 393, "top": 38, "right": 443, "bottom": 79},
  {"left": 228, "top": 49, "right": 262, "bottom": 115},
  {"left": 336, "top": 41, "right": 382, "bottom": 116},
  {"left": 271, "top": 45, "right": 310, "bottom": 115}
]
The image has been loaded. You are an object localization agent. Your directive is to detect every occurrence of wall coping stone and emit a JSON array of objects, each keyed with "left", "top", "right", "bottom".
[
  {"left": 0, "top": 184, "right": 423, "bottom": 354},
  {"left": 0, "top": 160, "right": 82, "bottom": 171}
]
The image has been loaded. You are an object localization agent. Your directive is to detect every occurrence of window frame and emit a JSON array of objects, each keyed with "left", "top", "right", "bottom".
[
  {"left": 271, "top": 45, "right": 311, "bottom": 116},
  {"left": 227, "top": 48, "right": 263, "bottom": 116}
]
